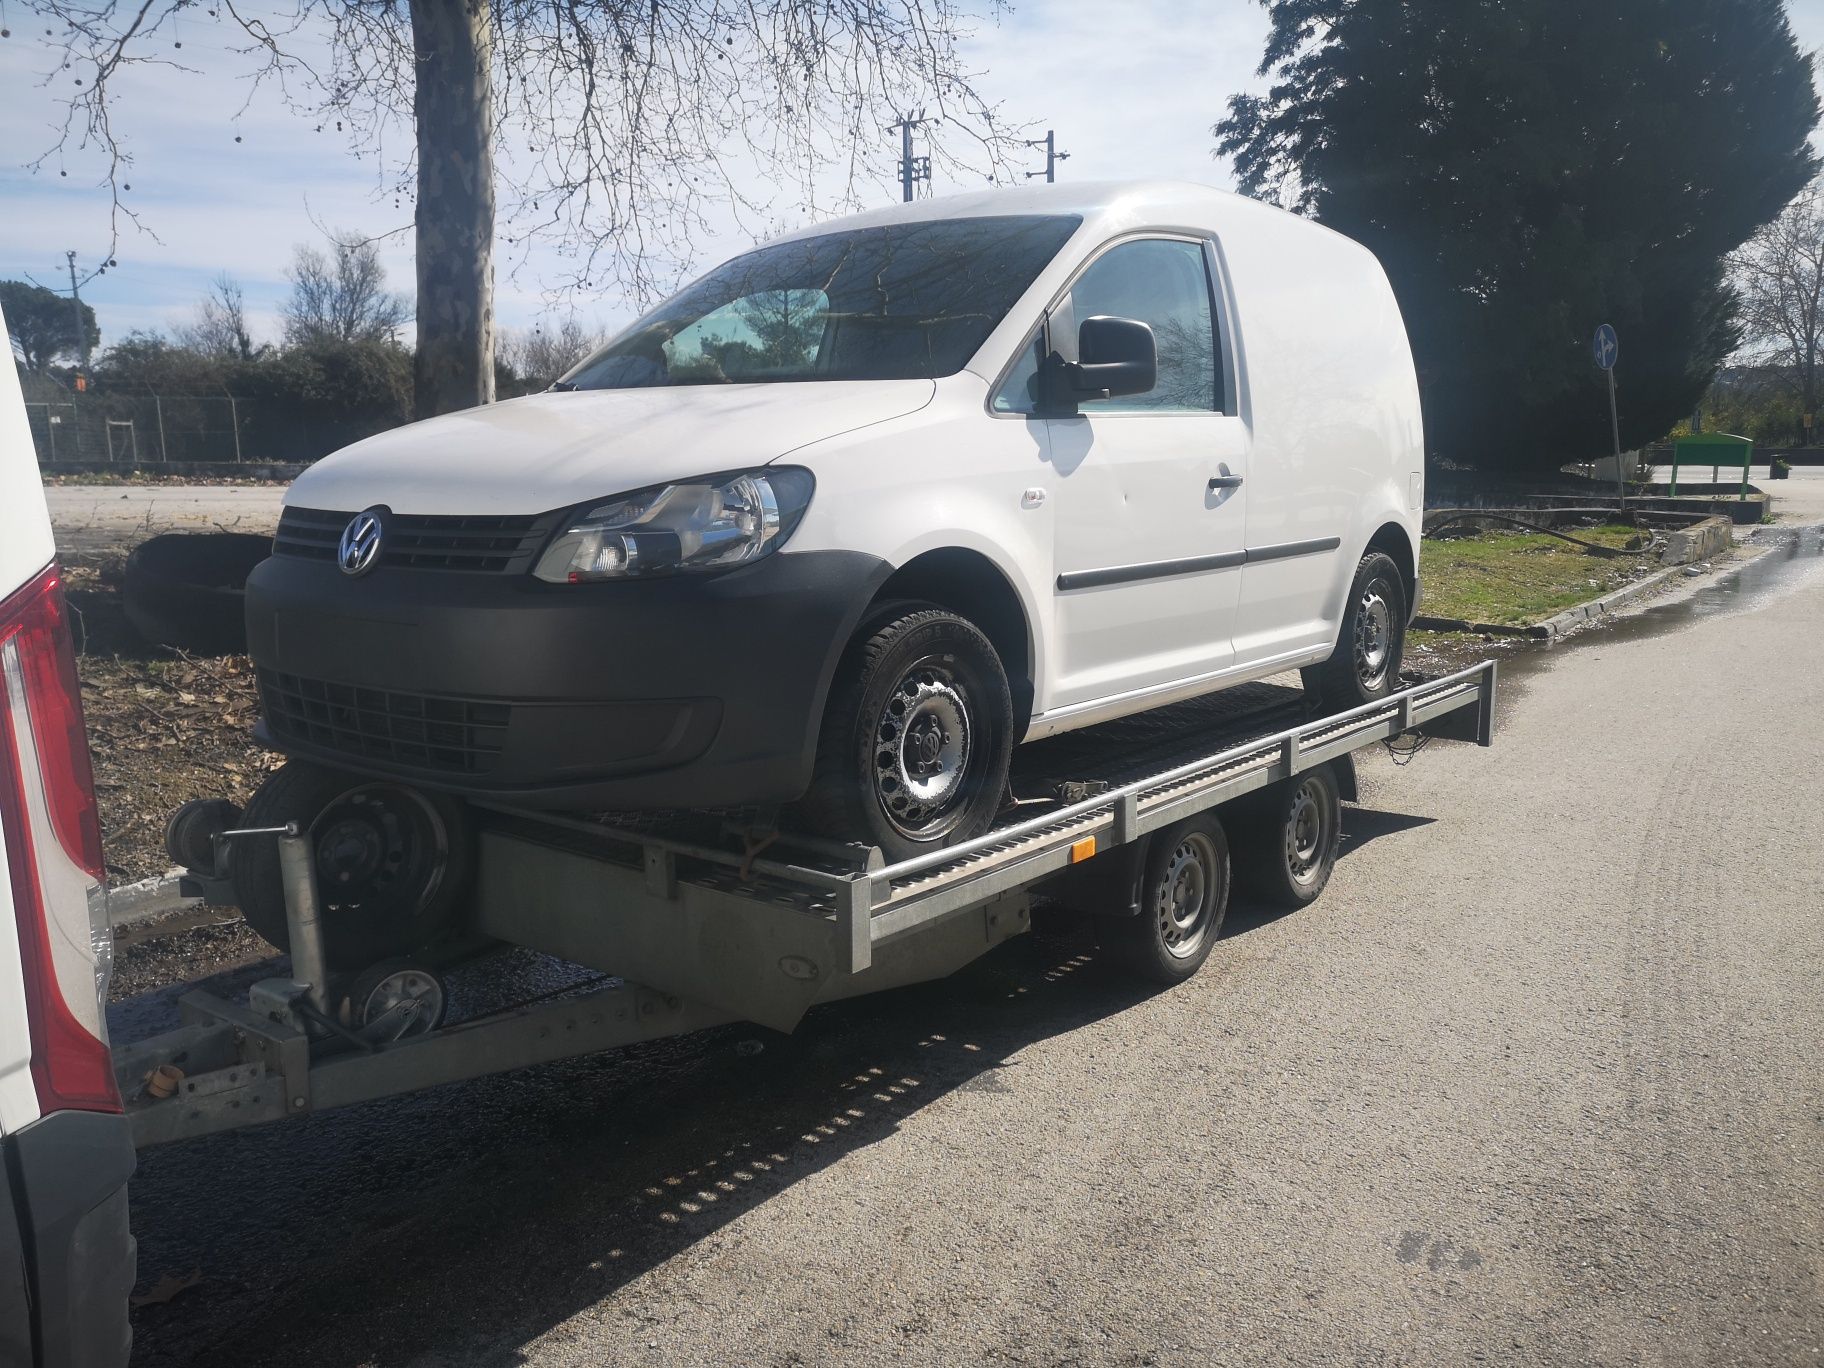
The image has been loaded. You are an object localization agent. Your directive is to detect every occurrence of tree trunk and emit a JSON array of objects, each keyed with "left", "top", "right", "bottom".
[{"left": 410, "top": 0, "right": 495, "bottom": 420}]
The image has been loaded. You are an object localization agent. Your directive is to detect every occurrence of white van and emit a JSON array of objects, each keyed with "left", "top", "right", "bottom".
[
  {"left": 0, "top": 307, "right": 134, "bottom": 1365},
  {"left": 245, "top": 180, "right": 1421, "bottom": 876}
]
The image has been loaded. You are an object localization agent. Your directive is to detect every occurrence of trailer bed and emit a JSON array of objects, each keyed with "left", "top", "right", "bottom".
[{"left": 112, "top": 662, "right": 1496, "bottom": 1149}]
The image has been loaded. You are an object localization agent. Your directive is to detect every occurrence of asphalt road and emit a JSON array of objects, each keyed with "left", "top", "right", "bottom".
[
  {"left": 117, "top": 517, "right": 1823, "bottom": 1367},
  {"left": 44, "top": 483, "right": 283, "bottom": 558}
]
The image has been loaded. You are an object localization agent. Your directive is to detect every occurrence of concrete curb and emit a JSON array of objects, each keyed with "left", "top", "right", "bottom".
[
  {"left": 108, "top": 869, "right": 202, "bottom": 928},
  {"left": 1530, "top": 562, "right": 1694, "bottom": 638}
]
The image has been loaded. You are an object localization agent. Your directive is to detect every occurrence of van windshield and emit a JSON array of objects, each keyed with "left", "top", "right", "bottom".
[{"left": 560, "top": 214, "right": 1081, "bottom": 389}]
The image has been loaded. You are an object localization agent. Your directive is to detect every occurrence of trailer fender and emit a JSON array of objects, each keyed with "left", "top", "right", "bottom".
[{"left": 1331, "top": 752, "right": 1359, "bottom": 802}]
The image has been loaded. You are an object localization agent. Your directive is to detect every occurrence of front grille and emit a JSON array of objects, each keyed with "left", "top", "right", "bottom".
[
  {"left": 274, "top": 507, "right": 552, "bottom": 574},
  {"left": 259, "top": 669, "right": 511, "bottom": 775}
]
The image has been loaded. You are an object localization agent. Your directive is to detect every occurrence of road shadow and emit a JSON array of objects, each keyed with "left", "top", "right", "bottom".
[
  {"left": 1223, "top": 805, "right": 1436, "bottom": 938},
  {"left": 125, "top": 928, "right": 1158, "bottom": 1368},
  {"left": 127, "top": 805, "right": 1442, "bottom": 1368},
  {"left": 1337, "top": 806, "right": 1436, "bottom": 857}
]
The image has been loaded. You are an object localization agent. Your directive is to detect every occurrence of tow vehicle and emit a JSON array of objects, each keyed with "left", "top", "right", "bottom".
[
  {"left": 1, "top": 306, "right": 135, "bottom": 1366},
  {"left": 114, "top": 662, "right": 1494, "bottom": 1150}
]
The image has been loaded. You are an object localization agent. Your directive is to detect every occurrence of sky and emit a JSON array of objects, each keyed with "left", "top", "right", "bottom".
[{"left": 1, "top": 0, "right": 1821, "bottom": 353}]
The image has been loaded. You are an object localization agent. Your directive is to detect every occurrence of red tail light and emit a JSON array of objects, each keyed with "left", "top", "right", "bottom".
[{"left": 0, "top": 563, "right": 120, "bottom": 1115}]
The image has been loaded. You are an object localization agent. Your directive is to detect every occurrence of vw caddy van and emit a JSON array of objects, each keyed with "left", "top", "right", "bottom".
[{"left": 239, "top": 180, "right": 1422, "bottom": 952}]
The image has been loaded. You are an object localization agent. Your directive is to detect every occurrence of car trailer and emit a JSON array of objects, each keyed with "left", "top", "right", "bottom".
[{"left": 112, "top": 662, "right": 1496, "bottom": 1150}]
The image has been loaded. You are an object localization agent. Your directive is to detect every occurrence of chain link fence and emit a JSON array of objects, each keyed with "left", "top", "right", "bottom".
[{"left": 25, "top": 394, "right": 256, "bottom": 465}]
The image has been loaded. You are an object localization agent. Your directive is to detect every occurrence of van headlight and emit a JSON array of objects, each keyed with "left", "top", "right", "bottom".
[{"left": 533, "top": 467, "right": 815, "bottom": 583}]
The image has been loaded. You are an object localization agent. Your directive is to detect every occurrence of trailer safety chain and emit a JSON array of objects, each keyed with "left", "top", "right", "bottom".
[{"left": 1382, "top": 731, "right": 1434, "bottom": 766}]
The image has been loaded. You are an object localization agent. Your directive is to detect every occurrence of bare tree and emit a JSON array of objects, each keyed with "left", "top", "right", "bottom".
[
  {"left": 174, "top": 274, "right": 264, "bottom": 360},
  {"left": 498, "top": 317, "right": 607, "bottom": 391},
  {"left": 1731, "top": 175, "right": 1824, "bottom": 437},
  {"left": 282, "top": 231, "right": 413, "bottom": 348},
  {"left": 17, "top": 1, "right": 1020, "bottom": 421}
]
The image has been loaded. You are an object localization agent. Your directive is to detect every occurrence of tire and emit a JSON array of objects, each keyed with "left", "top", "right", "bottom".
[
  {"left": 163, "top": 797, "right": 243, "bottom": 872},
  {"left": 337, "top": 959, "right": 448, "bottom": 1039},
  {"left": 1302, "top": 550, "right": 1407, "bottom": 709},
  {"left": 227, "top": 760, "right": 471, "bottom": 969},
  {"left": 798, "top": 605, "right": 1014, "bottom": 863},
  {"left": 1232, "top": 764, "right": 1343, "bottom": 910},
  {"left": 122, "top": 532, "right": 271, "bottom": 655},
  {"left": 1108, "top": 815, "right": 1231, "bottom": 985}
]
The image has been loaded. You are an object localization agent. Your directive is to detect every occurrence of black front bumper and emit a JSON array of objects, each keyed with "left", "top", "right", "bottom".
[
  {"left": 1, "top": 1110, "right": 136, "bottom": 1368},
  {"left": 245, "top": 549, "right": 893, "bottom": 810}
]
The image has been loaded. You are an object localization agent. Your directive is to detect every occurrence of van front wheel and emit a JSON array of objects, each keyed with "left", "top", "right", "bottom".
[
  {"left": 1303, "top": 550, "right": 1407, "bottom": 709},
  {"left": 799, "top": 606, "right": 1014, "bottom": 864}
]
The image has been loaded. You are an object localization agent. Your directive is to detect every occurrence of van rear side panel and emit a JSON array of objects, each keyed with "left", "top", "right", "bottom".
[
  {"left": 0, "top": 303, "right": 136, "bottom": 1368},
  {"left": 0, "top": 311, "right": 55, "bottom": 1139}
]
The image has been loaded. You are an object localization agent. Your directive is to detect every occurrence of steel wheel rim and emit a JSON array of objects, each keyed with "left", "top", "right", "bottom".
[
  {"left": 352, "top": 968, "right": 443, "bottom": 1039},
  {"left": 1284, "top": 780, "right": 1331, "bottom": 886},
  {"left": 1156, "top": 831, "right": 1220, "bottom": 960},
  {"left": 310, "top": 784, "right": 449, "bottom": 916},
  {"left": 874, "top": 658, "right": 975, "bottom": 840},
  {"left": 1354, "top": 584, "right": 1394, "bottom": 691}
]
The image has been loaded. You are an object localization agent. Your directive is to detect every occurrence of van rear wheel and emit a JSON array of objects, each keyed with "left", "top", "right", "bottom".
[
  {"left": 1303, "top": 550, "right": 1406, "bottom": 709},
  {"left": 798, "top": 606, "right": 1013, "bottom": 864}
]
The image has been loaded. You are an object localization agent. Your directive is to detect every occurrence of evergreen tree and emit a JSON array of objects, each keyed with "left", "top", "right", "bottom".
[
  {"left": 1218, "top": 0, "right": 1820, "bottom": 476},
  {"left": 1, "top": 279, "right": 99, "bottom": 372}
]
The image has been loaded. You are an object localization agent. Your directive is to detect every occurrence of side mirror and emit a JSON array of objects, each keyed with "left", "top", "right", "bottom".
[{"left": 1070, "top": 315, "right": 1157, "bottom": 401}]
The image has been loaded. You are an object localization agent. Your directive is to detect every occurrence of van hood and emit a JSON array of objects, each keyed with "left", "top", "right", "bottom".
[{"left": 286, "top": 379, "right": 936, "bottom": 516}]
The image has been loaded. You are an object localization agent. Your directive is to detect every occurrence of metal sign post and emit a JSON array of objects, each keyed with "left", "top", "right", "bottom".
[{"left": 1593, "top": 323, "right": 1623, "bottom": 507}]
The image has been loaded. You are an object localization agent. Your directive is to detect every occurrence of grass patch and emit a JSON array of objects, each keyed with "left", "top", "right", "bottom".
[{"left": 1418, "top": 523, "right": 1654, "bottom": 628}]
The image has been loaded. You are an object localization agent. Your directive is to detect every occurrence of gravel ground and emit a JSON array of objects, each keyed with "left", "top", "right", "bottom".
[
  {"left": 61, "top": 562, "right": 278, "bottom": 886},
  {"left": 109, "top": 520, "right": 1824, "bottom": 1368}
]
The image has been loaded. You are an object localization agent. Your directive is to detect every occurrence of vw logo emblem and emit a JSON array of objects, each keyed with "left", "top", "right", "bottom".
[{"left": 338, "top": 509, "right": 385, "bottom": 577}]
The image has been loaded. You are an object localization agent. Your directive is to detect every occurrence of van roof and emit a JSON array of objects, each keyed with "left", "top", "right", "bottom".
[
  {"left": 767, "top": 178, "right": 1367, "bottom": 263},
  {"left": 772, "top": 179, "right": 1254, "bottom": 241}
]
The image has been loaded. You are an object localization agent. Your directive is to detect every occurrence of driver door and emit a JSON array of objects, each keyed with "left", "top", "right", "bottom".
[{"left": 1044, "top": 236, "right": 1249, "bottom": 712}]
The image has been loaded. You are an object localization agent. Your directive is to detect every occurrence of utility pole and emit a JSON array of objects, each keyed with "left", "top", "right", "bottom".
[
  {"left": 1024, "top": 130, "right": 1070, "bottom": 183},
  {"left": 65, "top": 251, "right": 92, "bottom": 372},
  {"left": 889, "top": 112, "right": 930, "bottom": 203}
]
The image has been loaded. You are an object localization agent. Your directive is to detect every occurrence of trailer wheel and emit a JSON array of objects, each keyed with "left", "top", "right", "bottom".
[
  {"left": 1234, "top": 765, "right": 1343, "bottom": 909},
  {"left": 338, "top": 960, "right": 447, "bottom": 1041},
  {"left": 1109, "top": 815, "right": 1230, "bottom": 985},
  {"left": 164, "top": 796, "right": 243, "bottom": 872},
  {"left": 228, "top": 760, "right": 470, "bottom": 968},
  {"left": 1302, "top": 550, "right": 1406, "bottom": 708},
  {"left": 799, "top": 605, "right": 1014, "bottom": 863}
]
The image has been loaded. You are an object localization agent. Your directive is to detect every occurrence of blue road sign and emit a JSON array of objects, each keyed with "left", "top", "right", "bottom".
[{"left": 1593, "top": 323, "right": 1619, "bottom": 371}]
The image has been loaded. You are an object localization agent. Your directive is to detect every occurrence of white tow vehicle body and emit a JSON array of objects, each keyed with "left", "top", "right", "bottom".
[{"left": 0, "top": 308, "right": 135, "bottom": 1367}]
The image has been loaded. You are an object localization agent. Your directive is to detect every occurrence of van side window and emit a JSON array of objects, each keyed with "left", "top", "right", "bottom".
[
  {"left": 991, "top": 330, "right": 1047, "bottom": 414},
  {"left": 1068, "top": 239, "right": 1219, "bottom": 413}
]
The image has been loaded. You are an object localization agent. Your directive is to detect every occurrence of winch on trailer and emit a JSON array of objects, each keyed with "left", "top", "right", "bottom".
[{"left": 113, "top": 662, "right": 1497, "bottom": 1150}]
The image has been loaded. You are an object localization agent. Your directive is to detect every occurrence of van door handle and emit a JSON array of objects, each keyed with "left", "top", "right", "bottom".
[{"left": 1207, "top": 475, "right": 1244, "bottom": 491}]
